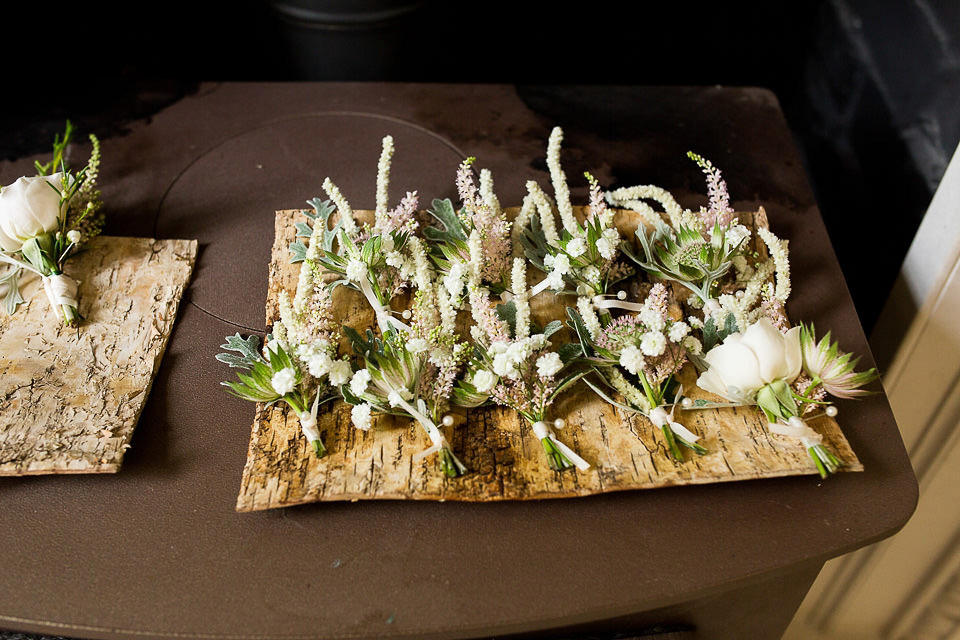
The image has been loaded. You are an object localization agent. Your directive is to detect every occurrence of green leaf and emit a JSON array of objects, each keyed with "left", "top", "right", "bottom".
[
  {"left": 723, "top": 311, "right": 739, "bottom": 336},
  {"left": 564, "top": 307, "right": 594, "bottom": 358},
  {"left": 425, "top": 198, "right": 468, "bottom": 245},
  {"left": 542, "top": 320, "right": 563, "bottom": 339},
  {"left": 216, "top": 333, "right": 264, "bottom": 369},
  {"left": 556, "top": 342, "right": 583, "bottom": 364},
  {"left": 288, "top": 241, "right": 308, "bottom": 263},
  {"left": 549, "top": 369, "right": 588, "bottom": 403},
  {"left": 295, "top": 221, "right": 314, "bottom": 238},
  {"left": 1, "top": 266, "right": 25, "bottom": 314},
  {"left": 496, "top": 300, "right": 518, "bottom": 336}
]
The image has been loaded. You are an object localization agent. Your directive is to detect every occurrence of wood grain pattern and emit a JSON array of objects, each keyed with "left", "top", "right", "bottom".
[
  {"left": 0, "top": 237, "right": 197, "bottom": 475},
  {"left": 235, "top": 209, "right": 861, "bottom": 511}
]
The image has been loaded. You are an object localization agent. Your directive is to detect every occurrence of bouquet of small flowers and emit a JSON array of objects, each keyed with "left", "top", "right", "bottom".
[
  {"left": 519, "top": 129, "right": 634, "bottom": 302},
  {"left": 607, "top": 152, "right": 787, "bottom": 339},
  {"left": 569, "top": 282, "right": 706, "bottom": 461},
  {"left": 218, "top": 125, "right": 877, "bottom": 482},
  {"left": 338, "top": 227, "right": 472, "bottom": 478},
  {"left": 453, "top": 256, "right": 588, "bottom": 471},
  {"left": 0, "top": 122, "right": 104, "bottom": 325},
  {"left": 602, "top": 150, "right": 874, "bottom": 475},
  {"left": 217, "top": 200, "right": 351, "bottom": 456},
  {"left": 692, "top": 317, "right": 876, "bottom": 476}
]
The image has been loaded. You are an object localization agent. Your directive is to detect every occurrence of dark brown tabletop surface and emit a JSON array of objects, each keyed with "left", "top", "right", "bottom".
[{"left": 0, "top": 83, "right": 917, "bottom": 640}]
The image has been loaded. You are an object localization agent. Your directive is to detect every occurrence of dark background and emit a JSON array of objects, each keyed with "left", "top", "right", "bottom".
[{"left": 4, "top": 0, "right": 958, "bottom": 339}]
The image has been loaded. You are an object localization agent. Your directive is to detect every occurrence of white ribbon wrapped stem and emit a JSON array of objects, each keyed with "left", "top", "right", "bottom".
[
  {"left": 388, "top": 394, "right": 447, "bottom": 462},
  {"left": 591, "top": 296, "right": 647, "bottom": 313},
  {"left": 530, "top": 278, "right": 552, "bottom": 297},
  {"left": 299, "top": 389, "right": 322, "bottom": 443},
  {"left": 531, "top": 421, "right": 591, "bottom": 470},
  {"left": 768, "top": 416, "right": 823, "bottom": 447},
  {"left": 357, "top": 274, "right": 409, "bottom": 334},
  {"left": 41, "top": 273, "right": 78, "bottom": 320},
  {"left": 647, "top": 406, "right": 700, "bottom": 443}
]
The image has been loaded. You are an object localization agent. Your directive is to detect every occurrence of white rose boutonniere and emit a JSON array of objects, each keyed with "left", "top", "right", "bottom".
[
  {"left": 0, "top": 174, "right": 65, "bottom": 251},
  {"left": 696, "top": 317, "right": 802, "bottom": 407},
  {"left": 694, "top": 318, "right": 876, "bottom": 477},
  {"left": 0, "top": 122, "right": 104, "bottom": 326}
]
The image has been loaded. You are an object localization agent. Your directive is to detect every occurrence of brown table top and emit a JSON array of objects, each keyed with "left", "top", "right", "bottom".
[{"left": 0, "top": 83, "right": 917, "bottom": 639}]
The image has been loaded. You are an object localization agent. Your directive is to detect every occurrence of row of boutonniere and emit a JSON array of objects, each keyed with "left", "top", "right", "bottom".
[
  {"left": 219, "top": 127, "right": 876, "bottom": 479},
  {"left": 0, "top": 122, "right": 104, "bottom": 326}
]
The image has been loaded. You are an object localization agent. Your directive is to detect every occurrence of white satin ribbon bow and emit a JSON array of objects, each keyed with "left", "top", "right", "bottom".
[
  {"left": 647, "top": 405, "right": 700, "bottom": 443},
  {"left": 768, "top": 416, "right": 823, "bottom": 448}
]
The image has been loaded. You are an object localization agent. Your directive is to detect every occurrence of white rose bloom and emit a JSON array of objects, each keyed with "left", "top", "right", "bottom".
[
  {"left": 696, "top": 317, "right": 802, "bottom": 403},
  {"left": 0, "top": 174, "right": 66, "bottom": 252},
  {"left": 619, "top": 345, "right": 645, "bottom": 375},
  {"left": 566, "top": 237, "right": 587, "bottom": 258},
  {"left": 640, "top": 331, "right": 667, "bottom": 357},
  {"left": 535, "top": 352, "right": 564, "bottom": 378},
  {"left": 668, "top": 321, "right": 690, "bottom": 342},
  {"left": 351, "top": 403, "right": 373, "bottom": 431},
  {"left": 271, "top": 367, "right": 297, "bottom": 396},
  {"left": 345, "top": 258, "right": 367, "bottom": 282},
  {"left": 472, "top": 369, "right": 497, "bottom": 393},
  {"left": 350, "top": 369, "right": 371, "bottom": 396},
  {"left": 327, "top": 359, "right": 353, "bottom": 386}
]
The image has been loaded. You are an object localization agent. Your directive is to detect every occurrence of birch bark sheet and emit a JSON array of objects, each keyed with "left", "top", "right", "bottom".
[
  {"left": 0, "top": 236, "right": 197, "bottom": 475},
  {"left": 235, "top": 209, "right": 861, "bottom": 511}
]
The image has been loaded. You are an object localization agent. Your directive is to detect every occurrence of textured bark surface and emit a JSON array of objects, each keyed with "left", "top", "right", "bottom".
[
  {"left": 0, "top": 236, "right": 197, "bottom": 475},
  {"left": 236, "top": 209, "right": 860, "bottom": 511}
]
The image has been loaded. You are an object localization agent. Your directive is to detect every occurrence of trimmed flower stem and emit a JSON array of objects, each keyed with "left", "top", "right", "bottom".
[
  {"left": 809, "top": 443, "right": 841, "bottom": 478},
  {"left": 285, "top": 392, "right": 328, "bottom": 459},
  {"left": 439, "top": 446, "right": 467, "bottom": 478},
  {"left": 637, "top": 372, "right": 704, "bottom": 461},
  {"left": 660, "top": 424, "right": 685, "bottom": 462},
  {"left": 675, "top": 433, "right": 708, "bottom": 456},
  {"left": 540, "top": 437, "right": 575, "bottom": 472}
]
